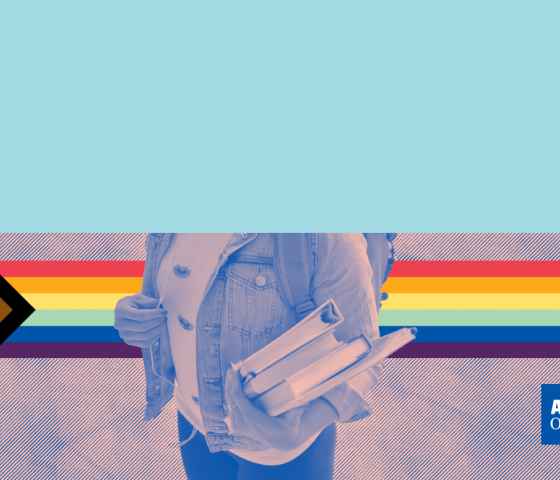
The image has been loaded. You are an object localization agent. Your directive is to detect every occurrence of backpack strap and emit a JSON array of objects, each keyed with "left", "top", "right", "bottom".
[
  {"left": 273, "top": 234, "right": 316, "bottom": 320},
  {"left": 363, "top": 233, "right": 396, "bottom": 309}
]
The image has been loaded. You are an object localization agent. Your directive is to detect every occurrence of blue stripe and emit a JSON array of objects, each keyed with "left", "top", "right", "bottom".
[
  {"left": 6, "top": 326, "right": 560, "bottom": 344},
  {"left": 7, "top": 327, "right": 123, "bottom": 343}
]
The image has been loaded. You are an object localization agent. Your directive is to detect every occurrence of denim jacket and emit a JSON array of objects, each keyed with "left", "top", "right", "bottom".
[{"left": 139, "top": 233, "right": 379, "bottom": 453}]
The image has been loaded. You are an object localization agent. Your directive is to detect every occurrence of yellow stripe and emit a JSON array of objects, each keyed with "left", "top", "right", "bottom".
[
  {"left": 25, "top": 293, "right": 128, "bottom": 310},
  {"left": 384, "top": 293, "right": 560, "bottom": 310},
  {"left": 24, "top": 292, "right": 560, "bottom": 311},
  {"left": 384, "top": 277, "right": 560, "bottom": 293},
  {"left": 6, "top": 277, "right": 141, "bottom": 293}
]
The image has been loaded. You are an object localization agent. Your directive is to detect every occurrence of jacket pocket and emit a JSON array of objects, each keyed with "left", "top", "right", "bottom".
[
  {"left": 225, "top": 259, "right": 277, "bottom": 292},
  {"left": 224, "top": 261, "right": 295, "bottom": 358}
]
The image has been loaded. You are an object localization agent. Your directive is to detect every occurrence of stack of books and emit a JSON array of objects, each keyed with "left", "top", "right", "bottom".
[{"left": 234, "top": 299, "right": 416, "bottom": 416}]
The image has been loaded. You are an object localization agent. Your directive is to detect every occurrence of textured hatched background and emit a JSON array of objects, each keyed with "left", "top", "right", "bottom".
[
  {"left": 1, "top": 358, "right": 559, "bottom": 479},
  {"left": 1, "top": 233, "right": 560, "bottom": 479},
  {"left": 3, "top": 233, "right": 560, "bottom": 260}
]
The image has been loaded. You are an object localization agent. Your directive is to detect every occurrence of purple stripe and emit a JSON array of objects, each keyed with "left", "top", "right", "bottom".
[
  {"left": 1, "top": 342, "right": 559, "bottom": 358},
  {"left": 393, "top": 343, "right": 560, "bottom": 358}
]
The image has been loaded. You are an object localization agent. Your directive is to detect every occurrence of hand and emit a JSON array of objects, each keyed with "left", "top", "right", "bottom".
[
  {"left": 224, "top": 366, "right": 309, "bottom": 452},
  {"left": 114, "top": 294, "right": 167, "bottom": 348}
]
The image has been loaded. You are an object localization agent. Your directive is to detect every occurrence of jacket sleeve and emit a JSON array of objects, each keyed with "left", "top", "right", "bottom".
[
  {"left": 141, "top": 234, "right": 158, "bottom": 297},
  {"left": 311, "top": 233, "right": 381, "bottom": 423},
  {"left": 140, "top": 233, "right": 176, "bottom": 420}
]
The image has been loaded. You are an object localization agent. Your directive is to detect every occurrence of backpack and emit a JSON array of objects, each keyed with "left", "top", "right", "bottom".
[{"left": 246, "top": 233, "right": 396, "bottom": 320}]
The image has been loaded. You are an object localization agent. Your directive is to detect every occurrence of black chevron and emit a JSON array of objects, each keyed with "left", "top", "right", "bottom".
[{"left": 0, "top": 275, "right": 35, "bottom": 344}]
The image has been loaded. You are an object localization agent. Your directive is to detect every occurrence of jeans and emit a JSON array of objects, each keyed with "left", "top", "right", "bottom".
[{"left": 177, "top": 412, "right": 336, "bottom": 480}]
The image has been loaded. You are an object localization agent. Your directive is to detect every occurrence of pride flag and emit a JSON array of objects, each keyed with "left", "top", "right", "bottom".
[{"left": 1, "top": 259, "right": 560, "bottom": 357}]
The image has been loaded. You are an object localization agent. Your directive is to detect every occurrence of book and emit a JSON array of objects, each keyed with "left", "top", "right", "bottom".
[
  {"left": 243, "top": 332, "right": 341, "bottom": 398},
  {"left": 254, "top": 337, "right": 370, "bottom": 412},
  {"left": 285, "top": 337, "right": 370, "bottom": 397},
  {"left": 255, "top": 327, "right": 416, "bottom": 416},
  {"left": 234, "top": 299, "right": 344, "bottom": 378},
  {"left": 233, "top": 297, "right": 416, "bottom": 417}
]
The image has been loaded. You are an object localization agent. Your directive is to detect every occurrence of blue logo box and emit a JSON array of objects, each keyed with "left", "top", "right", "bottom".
[{"left": 541, "top": 384, "right": 560, "bottom": 445}]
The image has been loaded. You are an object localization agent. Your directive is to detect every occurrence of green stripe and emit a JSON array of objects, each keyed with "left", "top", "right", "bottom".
[
  {"left": 380, "top": 310, "right": 560, "bottom": 326},
  {"left": 27, "top": 309, "right": 560, "bottom": 327},
  {"left": 26, "top": 310, "right": 115, "bottom": 326}
]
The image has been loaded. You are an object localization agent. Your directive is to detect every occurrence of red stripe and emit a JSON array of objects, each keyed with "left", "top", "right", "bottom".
[
  {"left": 391, "top": 261, "right": 560, "bottom": 277},
  {"left": 0, "top": 260, "right": 145, "bottom": 277},
  {"left": 2, "top": 260, "right": 560, "bottom": 278}
]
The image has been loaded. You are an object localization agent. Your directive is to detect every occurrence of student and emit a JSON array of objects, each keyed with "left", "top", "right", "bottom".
[{"left": 115, "top": 233, "right": 381, "bottom": 480}]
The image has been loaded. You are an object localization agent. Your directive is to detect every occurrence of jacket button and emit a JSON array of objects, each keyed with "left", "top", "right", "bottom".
[
  {"left": 173, "top": 264, "right": 191, "bottom": 278},
  {"left": 178, "top": 315, "right": 194, "bottom": 331},
  {"left": 255, "top": 275, "right": 267, "bottom": 287}
]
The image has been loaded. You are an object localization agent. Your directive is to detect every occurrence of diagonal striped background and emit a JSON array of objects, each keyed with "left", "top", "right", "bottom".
[{"left": 1, "top": 234, "right": 559, "bottom": 479}]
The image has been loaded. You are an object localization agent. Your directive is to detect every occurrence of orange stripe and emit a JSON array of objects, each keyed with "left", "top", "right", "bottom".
[
  {"left": 385, "top": 277, "right": 560, "bottom": 293},
  {"left": 6, "top": 277, "right": 142, "bottom": 293},
  {"left": 9, "top": 276, "right": 560, "bottom": 294}
]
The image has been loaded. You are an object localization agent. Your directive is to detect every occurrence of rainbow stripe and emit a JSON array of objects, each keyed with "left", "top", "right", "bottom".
[{"left": 1, "top": 260, "right": 560, "bottom": 357}]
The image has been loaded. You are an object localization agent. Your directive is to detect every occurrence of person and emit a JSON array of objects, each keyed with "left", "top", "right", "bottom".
[{"left": 115, "top": 233, "right": 381, "bottom": 480}]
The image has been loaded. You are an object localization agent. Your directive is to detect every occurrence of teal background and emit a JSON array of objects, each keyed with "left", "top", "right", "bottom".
[{"left": 1, "top": 1, "right": 559, "bottom": 231}]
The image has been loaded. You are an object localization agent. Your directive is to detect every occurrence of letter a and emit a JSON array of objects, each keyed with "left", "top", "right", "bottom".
[{"left": 551, "top": 399, "right": 560, "bottom": 415}]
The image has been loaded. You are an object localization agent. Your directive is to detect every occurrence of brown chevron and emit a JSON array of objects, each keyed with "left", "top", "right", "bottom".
[
  {"left": 0, "top": 297, "right": 11, "bottom": 322},
  {"left": 0, "top": 275, "right": 35, "bottom": 344}
]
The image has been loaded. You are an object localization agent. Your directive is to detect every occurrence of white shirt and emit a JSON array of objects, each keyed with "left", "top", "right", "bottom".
[
  {"left": 157, "top": 233, "right": 319, "bottom": 465},
  {"left": 157, "top": 233, "right": 232, "bottom": 436}
]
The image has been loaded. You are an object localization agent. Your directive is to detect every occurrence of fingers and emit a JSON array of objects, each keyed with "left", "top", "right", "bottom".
[
  {"left": 224, "top": 367, "right": 237, "bottom": 414},
  {"left": 224, "top": 367, "right": 252, "bottom": 436},
  {"left": 119, "top": 304, "right": 166, "bottom": 321},
  {"left": 122, "top": 307, "right": 167, "bottom": 322},
  {"left": 115, "top": 294, "right": 166, "bottom": 348},
  {"left": 224, "top": 367, "right": 304, "bottom": 451},
  {"left": 117, "top": 315, "right": 166, "bottom": 333},
  {"left": 135, "top": 308, "right": 166, "bottom": 321},
  {"left": 115, "top": 295, "right": 167, "bottom": 342},
  {"left": 132, "top": 295, "right": 160, "bottom": 309},
  {"left": 227, "top": 367, "right": 283, "bottom": 435},
  {"left": 225, "top": 367, "right": 263, "bottom": 419},
  {"left": 116, "top": 295, "right": 165, "bottom": 320},
  {"left": 225, "top": 367, "right": 245, "bottom": 412},
  {"left": 229, "top": 369, "right": 258, "bottom": 412},
  {"left": 117, "top": 324, "right": 162, "bottom": 348},
  {"left": 225, "top": 367, "right": 243, "bottom": 399}
]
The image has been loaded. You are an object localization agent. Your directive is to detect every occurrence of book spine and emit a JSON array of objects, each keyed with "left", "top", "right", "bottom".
[
  {"left": 254, "top": 380, "right": 296, "bottom": 413},
  {"left": 243, "top": 333, "right": 340, "bottom": 397},
  {"left": 288, "top": 338, "right": 370, "bottom": 397},
  {"left": 238, "top": 299, "right": 343, "bottom": 377}
]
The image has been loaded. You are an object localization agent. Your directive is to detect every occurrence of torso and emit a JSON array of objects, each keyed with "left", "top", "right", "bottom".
[{"left": 156, "top": 233, "right": 320, "bottom": 465}]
